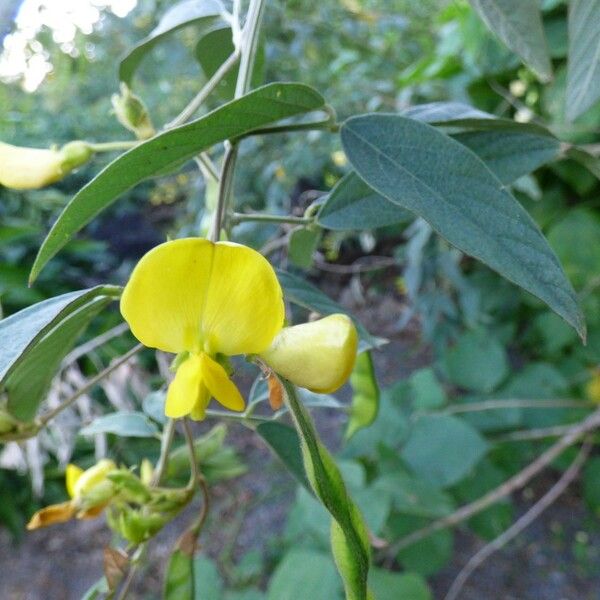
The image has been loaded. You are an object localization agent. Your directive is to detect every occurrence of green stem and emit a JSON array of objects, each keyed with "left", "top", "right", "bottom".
[
  {"left": 212, "top": 0, "right": 267, "bottom": 241},
  {"left": 152, "top": 418, "right": 176, "bottom": 486},
  {"left": 90, "top": 140, "right": 139, "bottom": 152},
  {"left": 166, "top": 50, "right": 241, "bottom": 129},
  {"left": 229, "top": 212, "right": 313, "bottom": 226}
]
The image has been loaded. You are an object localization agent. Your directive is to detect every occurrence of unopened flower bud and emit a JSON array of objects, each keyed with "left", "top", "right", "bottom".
[
  {"left": 0, "top": 140, "right": 94, "bottom": 190},
  {"left": 111, "top": 83, "right": 155, "bottom": 140},
  {"left": 260, "top": 314, "right": 358, "bottom": 393}
]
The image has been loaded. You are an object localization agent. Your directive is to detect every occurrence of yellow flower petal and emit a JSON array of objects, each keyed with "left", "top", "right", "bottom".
[
  {"left": 165, "top": 353, "right": 204, "bottom": 418},
  {"left": 66, "top": 464, "right": 84, "bottom": 499},
  {"left": 120, "top": 239, "right": 284, "bottom": 356},
  {"left": 198, "top": 353, "right": 245, "bottom": 414},
  {"left": 201, "top": 242, "right": 284, "bottom": 355},
  {"left": 26, "top": 501, "right": 75, "bottom": 529},
  {"left": 73, "top": 459, "right": 117, "bottom": 498},
  {"left": 121, "top": 238, "right": 213, "bottom": 353},
  {"left": 260, "top": 314, "right": 358, "bottom": 393}
]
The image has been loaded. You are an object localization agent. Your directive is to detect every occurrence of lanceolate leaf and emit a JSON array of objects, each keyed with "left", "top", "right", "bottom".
[
  {"left": 469, "top": 0, "right": 552, "bottom": 81},
  {"left": 318, "top": 172, "right": 411, "bottom": 230},
  {"left": 341, "top": 114, "right": 585, "bottom": 338},
  {"left": 119, "top": 0, "right": 225, "bottom": 85},
  {"left": 0, "top": 286, "right": 120, "bottom": 420},
  {"left": 280, "top": 378, "right": 372, "bottom": 600},
  {"left": 80, "top": 411, "right": 159, "bottom": 438},
  {"left": 30, "top": 83, "right": 325, "bottom": 283},
  {"left": 566, "top": 0, "right": 600, "bottom": 120}
]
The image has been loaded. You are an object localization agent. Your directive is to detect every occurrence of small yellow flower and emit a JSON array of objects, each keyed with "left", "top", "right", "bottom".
[
  {"left": 0, "top": 140, "right": 93, "bottom": 190},
  {"left": 120, "top": 238, "right": 284, "bottom": 420},
  {"left": 260, "top": 314, "right": 358, "bottom": 393},
  {"left": 27, "top": 459, "right": 117, "bottom": 530}
]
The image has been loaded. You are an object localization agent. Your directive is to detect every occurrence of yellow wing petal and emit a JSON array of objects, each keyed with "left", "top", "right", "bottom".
[
  {"left": 73, "top": 459, "right": 117, "bottom": 498},
  {"left": 201, "top": 242, "right": 284, "bottom": 356},
  {"left": 120, "top": 238, "right": 214, "bottom": 353},
  {"left": 165, "top": 353, "right": 204, "bottom": 418},
  {"left": 260, "top": 314, "right": 358, "bottom": 393},
  {"left": 199, "top": 353, "right": 245, "bottom": 413},
  {"left": 66, "top": 464, "right": 84, "bottom": 499}
]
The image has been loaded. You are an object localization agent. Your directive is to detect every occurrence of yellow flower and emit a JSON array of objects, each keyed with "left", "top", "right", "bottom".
[
  {"left": 27, "top": 459, "right": 117, "bottom": 530},
  {"left": 0, "top": 140, "right": 93, "bottom": 190},
  {"left": 120, "top": 238, "right": 284, "bottom": 420},
  {"left": 260, "top": 314, "right": 358, "bottom": 393}
]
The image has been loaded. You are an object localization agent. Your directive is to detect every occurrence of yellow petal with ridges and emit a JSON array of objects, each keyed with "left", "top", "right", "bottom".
[
  {"left": 201, "top": 242, "right": 284, "bottom": 355},
  {"left": 26, "top": 501, "right": 75, "bottom": 530},
  {"left": 199, "top": 353, "right": 245, "bottom": 414},
  {"left": 121, "top": 238, "right": 213, "bottom": 353},
  {"left": 165, "top": 353, "right": 203, "bottom": 418},
  {"left": 66, "top": 464, "right": 84, "bottom": 499},
  {"left": 260, "top": 314, "right": 358, "bottom": 393}
]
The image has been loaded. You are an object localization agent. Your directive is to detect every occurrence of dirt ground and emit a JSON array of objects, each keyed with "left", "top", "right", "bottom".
[{"left": 1, "top": 295, "right": 599, "bottom": 600}]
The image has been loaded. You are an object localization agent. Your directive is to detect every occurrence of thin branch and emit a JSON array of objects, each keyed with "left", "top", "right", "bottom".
[
  {"left": 230, "top": 212, "right": 313, "bottom": 225},
  {"left": 183, "top": 418, "right": 200, "bottom": 486},
  {"left": 211, "top": 143, "right": 238, "bottom": 241},
  {"left": 385, "top": 408, "right": 600, "bottom": 555},
  {"left": 493, "top": 424, "right": 578, "bottom": 444},
  {"left": 444, "top": 439, "right": 592, "bottom": 600},
  {"left": 37, "top": 344, "right": 144, "bottom": 427},
  {"left": 90, "top": 140, "right": 139, "bottom": 152},
  {"left": 166, "top": 50, "right": 241, "bottom": 129},
  {"left": 440, "top": 398, "right": 594, "bottom": 416},
  {"left": 194, "top": 153, "right": 219, "bottom": 182},
  {"left": 314, "top": 256, "right": 397, "bottom": 274},
  {"left": 60, "top": 322, "right": 130, "bottom": 368}
]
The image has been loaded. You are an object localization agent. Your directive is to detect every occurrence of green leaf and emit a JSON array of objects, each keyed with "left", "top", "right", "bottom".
[
  {"left": 341, "top": 114, "right": 585, "bottom": 339},
  {"left": 192, "top": 556, "right": 223, "bottom": 599},
  {"left": 566, "top": 147, "right": 600, "bottom": 181},
  {"left": 583, "top": 457, "right": 600, "bottom": 516},
  {"left": 401, "top": 415, "right": 488, "bottom": 488},
  {"left": 408, "top": 368, "right": 446, "bottom": 410},
  {"left": 387, "top": 514, "right": 453, "bottom": 576},
  {"left": 80, "top": 411, "right": 159, "bottom": 438},
  {"left": 566, "top": 0, "right": 600, "bottom": 120},
  {"left": 267, "top": 550, "right": 342, "bottom": 600},
  {"left": 373, "top": 473, "right": 455, "bottom": 519},
  {"left": 195, "top": 26, "right": 265, "bottom": 100},
  {"left": 280, "top": 379, "right": 371, "bottom": 600},
  {"left": 0, "top": 286, "right": 120, "bottom": 422},
  {"left": 30, "top": 83, "right": 325, "bottom": 283},
  {"left": 288, "top": 227, "right": 321, "bottom": 269},
  {"left": 453, "top": 130, "right": 560, "bottom": 184},
  {"left": 277, "top": 269, "right": 384, "bottom": 351},
  {"left": 256, "top": 421, "right": 310, "bottom": 491},
  {"left": 443, "top": 328, "right": 508, "bottom": 393},
  {"left": 369, "top": 569, "right": 432, "bottom": 600},
  {"left": 164, "top": 550, "right": 193, "bottom": 600},
  {"left": 346, "top": 352, "right": 379, "bottom": 440},
  {"left": 142, "top": 390, "right": 168, "bottom": 424},
  {"left": 468, "top": 0, "right": 552, "bottom": 81},
  {"left": 119, "top": 0, "right": 225, "bottom": 85},
  {"left": 318, "top": 171, "right": 411, "bottom": 231}
]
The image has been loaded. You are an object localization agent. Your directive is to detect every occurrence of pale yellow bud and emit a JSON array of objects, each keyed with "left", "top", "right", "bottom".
[
  {"left": 111, "top": 83, "right": 155, "bottom": 140},
  {"left": 71, "top": 458, "right": 117, "bottom": 498},
  {"left": 260, "top": 314, "right": 358, "bottom": 393},
  {"left": 0, "top": 140, "right": 93, "bottom": 190}
]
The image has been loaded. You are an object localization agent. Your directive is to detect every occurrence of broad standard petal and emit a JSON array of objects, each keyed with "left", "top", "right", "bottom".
[
  {"left": 120, "top": 238, "right": 214, "bottom": 353},
  {"left": 201, "top": 242, "right": 284, "bottom": 356},
  {"left": 260, "top": 314, "right": 358, "bottom": 393}
]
